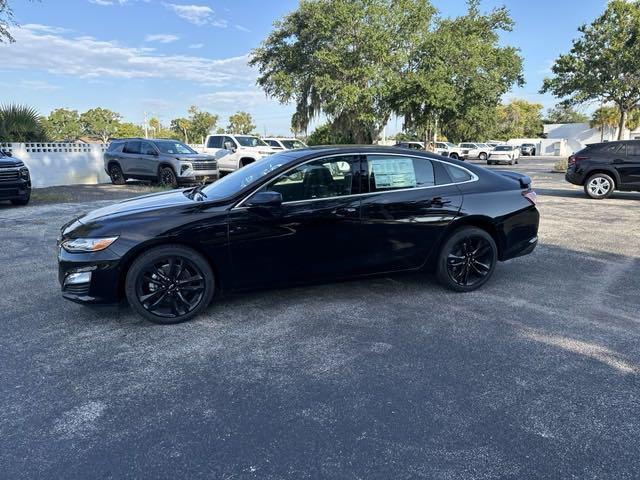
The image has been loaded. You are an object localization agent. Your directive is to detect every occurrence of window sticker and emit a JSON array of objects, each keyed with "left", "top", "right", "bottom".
[{"left": 370, "top": 157, "right": 416, "bottom": 189}]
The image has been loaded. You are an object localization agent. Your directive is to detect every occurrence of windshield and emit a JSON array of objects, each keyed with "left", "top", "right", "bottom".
[
  {"left": 522, "top": 144, "right": 534, "bottom": 147},
  {"left": 445, "top": 142, "right": 456, "bottom": 148},
  {"left": 236, "top": 136, "right": 268, "bottom": 147},
  {"left": 494, "top": 146, "right": 513, "bottom": 151},
  {"left": 155, "top": 141, "right": 197, "bottom": 155},
  {"left": 202, "top": 152, "right": 295, "bottom": 199},
  {"left": 281, "top": 139, "right": 306, "bottom": 149}
]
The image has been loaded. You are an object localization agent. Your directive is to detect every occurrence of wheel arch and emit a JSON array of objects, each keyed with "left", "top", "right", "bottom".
[
  {"left": 239, "top": 157, "right": 256, "bottom": 167},
  {"left": 427, "top": 215, "right": 503, "bottom": 270},
  {"left": 116, "top": 238, "right": 224, "bottom": 301},
  {"left": 157, "top": 162, "right": 177, "bottom": 176},
  {"left": 584, "top": 168, "right": 619, "bottom": 187}
]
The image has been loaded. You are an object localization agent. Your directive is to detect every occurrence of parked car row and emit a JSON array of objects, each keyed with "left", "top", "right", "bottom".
[
  {"left": 394, "top": 141, "right": 528, "bottom": 164},
  {"left": 103, "top": 135, "right": 308, "bottom": 186}
]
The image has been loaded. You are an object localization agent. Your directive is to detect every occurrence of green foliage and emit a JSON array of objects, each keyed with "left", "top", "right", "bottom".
[
  {"left": 0, "top": 0, "right": 15, "bottom": 43},
  {"left": 396, "top": 0, "right": 524, "bottom": 143},
  {"left": 590, "top": 105, "right": 619, "bottom": 130},
  {"left": 170, "top": 117, "right": 191, "bottom": 142},
  {"left": 541, "top": 0, "right": 640, "bottom": 139},
  {"left": 251, "top": 0, "right": 436, "bottom": 144},
  {"left": 227, "top": 111, "right": 256, "bottom": 134},
  {"left": 544, "top": 104, "right": 590, "bottom": 124},
  {"left": 43, "top": 108, "right": 82, "bottom": 141},
  {"left": 187, "top": 106, "right": 218, "bottom": 143},
  {"left": 115, "top": 122, "right": 144, "bottom": 138},
  {"left": 493, "top": 99, "right": 543, "bottom": 139},
  {"left": 306, "top": 123, "right": 350, "bottom": 145},
  {"left": 80, "top": 107, "right": 122, "bottom": 143},
  {"left": 626, "top": 107, "right": 640, "bottom": 131},
  {"left": 0, "top": 103, "right": 47, "bottom": 142}
]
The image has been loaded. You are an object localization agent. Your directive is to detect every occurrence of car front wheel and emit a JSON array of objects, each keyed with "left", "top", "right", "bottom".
[
  {"left": 109, "top": 164, "right": 126, "bottom": 185},
  {"left": 125, "top": 245, "right": 215, "bottom": 324},
  {"left": 479, "top": 152, "right": 487, "bottom": 161},
  {"left": 159, "top": 166, "right": 178, "bottom": 188},
  {"left": 436, "top": 227, "right": 497, "bottom": 292},
  {"left": 11, "top": 194, "right": 30, "bottom": 206},
  {"left": 584, "top": 173, "right": 614, "bottom": 199},
  {"left": 449, "top": 153, "right": 459, "bottom": 160}
]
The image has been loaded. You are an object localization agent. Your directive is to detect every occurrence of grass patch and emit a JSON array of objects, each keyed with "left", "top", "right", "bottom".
[{"left": 30, "top": 191, "right": 74, "bottom": 204}]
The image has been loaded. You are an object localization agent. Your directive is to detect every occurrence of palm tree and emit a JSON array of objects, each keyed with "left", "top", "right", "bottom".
[
  {"left": 590, "top": 106, "right": 619, "bottom": 141},
  {"left": 0, "top": 104, "right": 47, "bottom": 142}
]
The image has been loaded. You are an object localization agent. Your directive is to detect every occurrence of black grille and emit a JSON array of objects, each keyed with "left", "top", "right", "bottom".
[
  {"left": 0, "top": 188, "right": 18, "bottom": 197},
  {"left": 63, "top": 284, "right": 90, "bottom": 296},
  {"left": 0, "top": 170, "right": 19, "bottom": 182},
  {"left": 192, "top": 162, "right": 217, "bottom": 171}
]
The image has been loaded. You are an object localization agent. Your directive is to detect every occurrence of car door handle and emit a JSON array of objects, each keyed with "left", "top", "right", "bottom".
[
  {"left": 429, "top": 197, "right": 450, "bottom": 207},
  {"left": 331, "top": 207, "right": 358, "bottom": 217}
]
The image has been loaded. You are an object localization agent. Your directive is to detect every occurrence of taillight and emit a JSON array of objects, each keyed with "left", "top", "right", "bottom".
[
  {"left": 568, "top": 154, "right": 588, "bottom": 166},
  {"left": 522, "top": 190, "right": 537, "bottom": 205}
]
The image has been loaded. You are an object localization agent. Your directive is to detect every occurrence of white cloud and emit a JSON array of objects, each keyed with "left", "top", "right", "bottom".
[
  {"left": 235, "top": 24, "right": 251, "bottom": 33},
  {"left": 89, "top": 0, "right": 149, "bottom": 5},
  {"left": 145, "top": 34, "right": 180, "bottom": 43},
  {"left": 188, "top": 43, "right": 204, "bottom": 49},
  {"left": 163, "top": 3, "right": 227, "bottom": 27},
  {"left": 0, "top": 24, "right": 253, "bottom": 87},
  {"left": 196, "top": 90, "right": 269, "bottom": 109}
]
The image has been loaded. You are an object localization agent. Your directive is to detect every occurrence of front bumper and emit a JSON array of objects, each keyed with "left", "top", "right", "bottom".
[
  {"left": 58, "top": 245, "right": 123, "bottom": 304},
  {"left": 0, "top": 177, "right": 31, "bottom": 200}
]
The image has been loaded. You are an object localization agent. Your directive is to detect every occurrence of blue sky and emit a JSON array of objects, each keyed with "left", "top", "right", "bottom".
[{"left": 0, "top": 0, "right": 609, "bottom": 136}]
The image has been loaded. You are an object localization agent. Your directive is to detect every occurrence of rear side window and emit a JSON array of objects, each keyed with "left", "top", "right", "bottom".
[
  {"left": 207, "top": 136, "right": 223, "bottom": 148},
  {"left": 592, "top": 143, "right": 624, "bottom": 154},
  {"left": 141, "top": 142, "right": 156, "bottom": 155},
  {"left": 123, "top": 141, "right": 141, "bottom": 154},
  {"left": 107, "top": 142, "right": 124, "bottom": 153},
  {"left": 443, "top": 164, "right": 473, "bottom": 183},
  {"left": 366, "top": 155, "right": 435, "bottom": 192},
  {"left": 626, "top": 143, "right": 640, "bottom": 156}
]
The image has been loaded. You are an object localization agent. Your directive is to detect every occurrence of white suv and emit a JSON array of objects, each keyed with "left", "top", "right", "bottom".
[
  {"left": 203, "top": 134, "right": 279, "bottom": 174},
  {"left": 458, "top": 142, "right": 491, "bottom": 161},
  {"left": 433, "top": 142, "right": 464, "bottom": 160},
  {"left": 263, "top": 137, "right": 307, "bottom": 150}
]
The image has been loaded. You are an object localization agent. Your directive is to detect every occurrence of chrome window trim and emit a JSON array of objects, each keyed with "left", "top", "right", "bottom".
[{"left": 232, "top": 152, "right": 479, "bottom": 210}]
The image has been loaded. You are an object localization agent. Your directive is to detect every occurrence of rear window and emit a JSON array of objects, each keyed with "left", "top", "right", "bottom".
[{"left": 444, "top": 164, "right": 473, "bottom": 183}]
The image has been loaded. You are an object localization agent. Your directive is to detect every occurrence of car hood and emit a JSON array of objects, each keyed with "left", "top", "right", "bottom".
[
  {"left": 78, "top": 189, "right": 195, "bottom": 224},
  {"left": 0, "top": 157, "right": 24, "bottom": 168},
  {"left": 239, "top": 146, "right": 278, "bottom": 154}
]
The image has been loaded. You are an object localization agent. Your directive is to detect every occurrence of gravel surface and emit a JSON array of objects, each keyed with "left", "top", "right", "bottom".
[{"left": 1, "top": 156, "right": 639, "bottom": 479}]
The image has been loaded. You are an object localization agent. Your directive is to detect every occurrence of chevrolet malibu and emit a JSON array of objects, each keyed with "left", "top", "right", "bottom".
[{"left": 58, "top": 146, "right": 539, "bottom": 324}]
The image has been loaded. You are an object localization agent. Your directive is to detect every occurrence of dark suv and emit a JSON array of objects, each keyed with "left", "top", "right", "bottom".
[
  {"left": 566, "top": 140, "right": 640, "bottom": 199},
  {"left": 0, "top": 150, "right": 31, "bottom": 206},
  {"left": 104, "top": 138, "right": 217, "bottom": 187}
]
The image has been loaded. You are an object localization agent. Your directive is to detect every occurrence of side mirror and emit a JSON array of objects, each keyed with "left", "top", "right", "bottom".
[
  {"left": 224, "top": 141, "right": 236, "bottom": 152},
  {"left": 245, "top": 191, "right": 282, "bottom": 208}
]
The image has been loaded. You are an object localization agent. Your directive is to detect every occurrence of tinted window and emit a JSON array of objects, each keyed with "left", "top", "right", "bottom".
[
  {"left": 626, "top": 143, "right": 640, "bottom": 156},
  {"left": 236, "top": 136, "right": 268, "bottom": 147},
  {"left": 367, "top": 155, "right": 435, "bottom": 193},
  {"left": 593, "top": 143, "right": 624, "bottom": 154},
  {"left": 141, "top": 142, "right": 156, "bottom": 155},
  {"left": 266, "top": 140, "right": 280, "bottom": 147},
  {"left": 155, "top": 141, "right": 196, "bottom": 154},
  {"left": 262, "top": 155, "right": 360, "bottom": 202},
  {"left": 107, "top": 141, "right": 124, "bottom": 153},
  {"left": 223, "top": 136, "right": 236, "bottom": 149},
  {"left": 281, "top": 140, "right": 306, "bottom": 149},
  {"left": 461, "top": 143, "right": 473, "bottom": 148},
  {"left": 123, "top": 141, "right": 141, "bottom": 154},
  {"left": 444, "top": 164, "right": 473, "bottom": 183},
  {"left": 207, "top": 136, "right": 223, "bottom": 149},
  {"left": 494, "top": 146, "right": 513, "bottom": 151}
]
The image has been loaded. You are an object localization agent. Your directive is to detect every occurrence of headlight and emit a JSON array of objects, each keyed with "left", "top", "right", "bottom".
[
  {"left": 62, "top": 236, "right": 119, "bottom": 253},
  {"left": 19, "top": 167, "right": 30, "bottom": 180},
  {"left": 180, "top": 163, "right": 193, "bottom": 175}
]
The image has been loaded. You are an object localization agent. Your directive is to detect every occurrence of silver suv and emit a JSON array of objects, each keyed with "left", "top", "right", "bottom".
[{"left": 104, "top": 138, "right": 217, "bottom": 187}]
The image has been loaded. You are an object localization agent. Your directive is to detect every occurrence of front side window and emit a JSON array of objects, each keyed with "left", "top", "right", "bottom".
[
  {"left": 155, "top": 141, "right": 196, "bottom": 154},
  {"left": 366, "top": 155, "right": 435, "bottom": 192},
  {"left": 141, "top": 141, "right": 157, "bottom": 156},
  {"left": 123, "top": 141, "right": 141, "bottom": 154},
  {"left": 207, "top": 136, "right": 223, "bottom": 149},
  {"left": 260, "top": 155, "right": 361, "bottom": 203},
  {"left": 281, "top": 139, "right": 306, "bottom": 149}
]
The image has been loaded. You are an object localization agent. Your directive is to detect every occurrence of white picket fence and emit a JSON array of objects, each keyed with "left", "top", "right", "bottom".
[{"left": 0, "top": 142, "right": 110, "bottom": 188}]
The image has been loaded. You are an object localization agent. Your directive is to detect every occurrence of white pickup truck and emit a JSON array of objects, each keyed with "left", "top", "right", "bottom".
[{"left": 203, "top": 134, "right": 279, "bottom": 174}]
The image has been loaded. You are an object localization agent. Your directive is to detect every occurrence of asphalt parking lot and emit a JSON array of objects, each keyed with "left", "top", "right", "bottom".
[{"left": 1, "top": 156, "right": 639, "bottom": 479}]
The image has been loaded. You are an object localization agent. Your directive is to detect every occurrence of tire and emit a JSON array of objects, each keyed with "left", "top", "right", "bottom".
[
  {"left": 584, "top": 172, "right": 615, "bottom": 200},
  {"left": 508, "top": 160, "right": 513, "bottom": 165},
  {"left": 515, "top": 159, "right": 519, "bottom": 164},
  {"left": 159, "top": 166, "right": 178, "bottom": 188},
  {"left": 125, "top": 245, "right": 215, "bottom": 324},
  {"left": 449, "top": 153, "right": 459, "bottom": 160},
  {"left": 11, "top": 194, "right": 30, "bottom": 206},
  {"left": 436, "top": 226, "right": 497, "bottom": 292},
  {"left": 532, "top": 150, "right": 536, "bottom": 156},
  {"left": 479, "top": 152, "right": 487, "bottom": 161},
  {"left": 109, "top": 163, "right": 126, "bottom": 185},
  {"left": 487, "top": 160, "right": 493, "bottom": 165}
]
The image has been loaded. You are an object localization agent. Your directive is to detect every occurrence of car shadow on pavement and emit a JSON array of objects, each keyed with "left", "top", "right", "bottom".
[{"left": 536, "top": 187, "right": 640, "bottom": 200}]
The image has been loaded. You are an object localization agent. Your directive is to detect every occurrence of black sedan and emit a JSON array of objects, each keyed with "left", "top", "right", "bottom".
[{"left": 58, "top": 146, "right": 539, "bottom": 324}]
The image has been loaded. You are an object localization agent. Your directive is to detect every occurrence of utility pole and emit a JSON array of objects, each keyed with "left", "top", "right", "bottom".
[{"left": 143, "top": 112, "right": 149, "bottom": 139}]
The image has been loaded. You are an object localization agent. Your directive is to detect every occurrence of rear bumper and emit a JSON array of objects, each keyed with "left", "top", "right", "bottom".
[{"left": 565, "top": 168, "right": 584, "bottom": 186}]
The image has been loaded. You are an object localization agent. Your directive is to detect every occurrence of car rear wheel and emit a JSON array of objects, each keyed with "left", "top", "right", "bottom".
[
  {"left": 479, "top": 152, "right": 487, "bottom": 161},
  {"left": 109, "top": 164, "right": 126, "bottom": 185},
  {"left": 584, "top": 173, "right": 614, "bottom": 199},
  {"left": 159, "top": 166, "right": 178, "bottom": 188},
  {"left": 436, "top": 227, "right": 497, "bottom": 292},
  {"left": 125, "top": 245, "right": 215, "bottom": 324},
  {"left": 450, "top": 153, "right": 459, "bottom": 160}
]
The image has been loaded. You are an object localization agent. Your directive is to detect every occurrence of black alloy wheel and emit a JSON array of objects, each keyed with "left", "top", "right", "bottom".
[
  {"left": 450, "top": 153, "right": 459, "bottom": 160},
  {"left": 437, "top": 227, "right": 497, "bottom": 292},
  {"left": 159, "top": 166, "right": 178, "bottom": 188},
  {"left": 125, "top": 245, "right": 215, "bottom": 324},
  {"left": 109, "top": 164, "right": 126, "bottom": 185}
]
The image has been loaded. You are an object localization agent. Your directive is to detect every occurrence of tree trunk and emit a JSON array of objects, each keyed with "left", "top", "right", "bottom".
[{"left": 617, "top": 109, "right": 627, "bottom": 140}]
